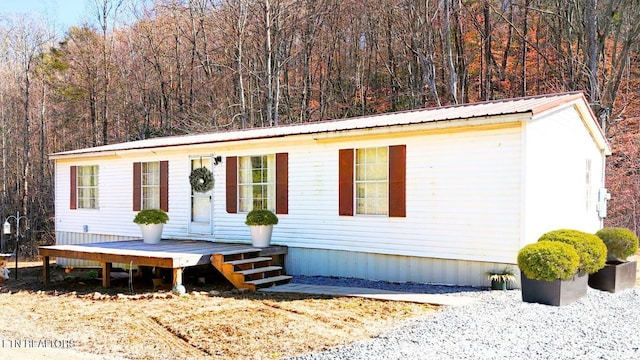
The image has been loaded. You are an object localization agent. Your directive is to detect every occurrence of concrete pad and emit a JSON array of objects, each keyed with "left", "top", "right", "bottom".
[{"left": 260, "top": 283, "right": 477, "bottom": 306}]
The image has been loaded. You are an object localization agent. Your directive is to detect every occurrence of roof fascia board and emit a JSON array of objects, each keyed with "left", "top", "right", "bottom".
[
  {"left": 51, "top": 113, "right": 529, "bottom": 160},
  {"left": 312, "top": 113, "right": 527, "bottom": 143}
]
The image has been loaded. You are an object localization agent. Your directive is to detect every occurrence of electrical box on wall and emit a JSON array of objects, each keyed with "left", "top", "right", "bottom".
[{"left": 596, "top": 188, "right": 611, "bottom": 219}]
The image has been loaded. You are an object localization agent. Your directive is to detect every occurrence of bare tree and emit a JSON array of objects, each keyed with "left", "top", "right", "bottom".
[{"left": 93, "top": 0, "right": 125, "bottom": 145}]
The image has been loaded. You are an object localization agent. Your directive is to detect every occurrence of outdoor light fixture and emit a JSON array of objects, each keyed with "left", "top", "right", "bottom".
[{"left": 3, "top": 212, "right": 28, "bottom": 280}]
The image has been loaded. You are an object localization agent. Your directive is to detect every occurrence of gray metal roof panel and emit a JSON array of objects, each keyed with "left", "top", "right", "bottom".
[{"left": 50, "top": 92, "right": 589, "bottom": 158}]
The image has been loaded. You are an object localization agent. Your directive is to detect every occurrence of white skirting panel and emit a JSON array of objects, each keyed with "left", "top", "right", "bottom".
[
  {"left": 285, "top": 247, "right": 521, "bottom": 288},
  {"left": 54, "top": 232, "right": 139, "bottom": 268}
]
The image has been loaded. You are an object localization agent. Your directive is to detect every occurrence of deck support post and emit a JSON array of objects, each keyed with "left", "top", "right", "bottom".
[
  {"left": 172, "top": 267, "right": 183, "bottom": 287},
  {"left": 102, "top": 262, "right": 112, "bottom": 288},
  {"left": 42, "top": 256, "right": 50, "bottom": 286}
]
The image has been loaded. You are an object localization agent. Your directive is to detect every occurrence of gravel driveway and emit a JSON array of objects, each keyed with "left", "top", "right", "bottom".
[{"left": 289, "top": 277, "right": 640, "bottom": 360}]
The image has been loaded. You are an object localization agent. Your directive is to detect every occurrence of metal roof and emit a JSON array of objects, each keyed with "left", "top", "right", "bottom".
[{"left": 51, "top": 92, "right": 601, "bottom": 158}]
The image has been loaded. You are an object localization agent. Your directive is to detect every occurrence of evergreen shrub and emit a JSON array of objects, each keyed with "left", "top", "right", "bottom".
[
  {"left": 133, "top": 209, "right": 169, "bottom": 225},
  {"left": 517, "top": 241, "right": 580, "bottom": 281},
  {"left": 245, "top": 209, "right": 279, "bottom": 226},
  {"left": 538, "top": 229, "right": 607, "bottom": 274},
  {"left": 595, "top": 227, "right": 639, "bottom": 261}
]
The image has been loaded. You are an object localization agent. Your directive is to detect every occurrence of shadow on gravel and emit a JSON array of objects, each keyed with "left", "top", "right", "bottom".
[{"left": 292, "top": 275, "right": 487, "bottom": 295}]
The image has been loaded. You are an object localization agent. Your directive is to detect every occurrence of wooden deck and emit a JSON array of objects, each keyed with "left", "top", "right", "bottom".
[{"left": 39, "top": 240, "right": 282, "bottom": 288}]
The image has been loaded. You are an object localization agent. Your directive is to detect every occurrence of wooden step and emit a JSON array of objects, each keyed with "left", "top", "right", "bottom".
[
  {"left": 245, "top": 275, "right": 292, "bottom": 288},
  {"left": 210, "top": 251, "right": 290, "bottom": 291},
  {"left": 220, "top": 249, "right": 262, "bottom": 262},
  {"left": 217, "top": 248, "right": 260, "bottom": 256},
  {"left": 236, "top": 266, "right": 283, "bottom": 276},
  {"left": 225, "top": 257, "right": 272, "bottom": 266}
]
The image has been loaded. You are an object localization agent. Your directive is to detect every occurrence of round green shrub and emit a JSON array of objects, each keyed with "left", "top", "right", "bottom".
[
  {"left": 595, "top": 227, "right": 639, "bottom": 261},
  {"left": 538, "top": 229, "right": 607, "bottom": 274},
  {"left": 245, "top": 209, "right": 279, "bottom": 226},
  {"left": 517, "top": 241, "right": 580, "bottom": 281},
  {"left": 133, "top": 209, "right": 169, "bottom": 225}
]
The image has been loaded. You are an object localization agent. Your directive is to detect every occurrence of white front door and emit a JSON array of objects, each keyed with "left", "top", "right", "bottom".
[{"left": 190, "top": 157, "right": 213, "bottom": 235}]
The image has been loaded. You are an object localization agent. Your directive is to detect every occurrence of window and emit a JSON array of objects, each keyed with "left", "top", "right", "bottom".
[
  {"left": 226, "top": 153, "right": 288, "bottom": 214},
  {"left": 355, "top": 147, "right": 389, "bottom": 215},
  {"left": 76, "top": 165, "right": 99, "bottom": 209},
  {"left": 133, "top": 161, "right": 168, "bottom": 212},
  {"left": 339, "top": 145, "right": 405, "bottom": 217},
  {"left": 586, "top": 159, "right": 592, "bottom": 212},
  {"left": 238, "top": 155, "right": 275, "bottom": 212},
  {"left": 142, "top": 162, "right": 160, "bottom": 210}
]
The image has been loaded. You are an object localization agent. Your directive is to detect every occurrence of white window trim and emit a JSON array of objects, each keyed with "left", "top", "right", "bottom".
[
  {"left": 141, "top": 161, "right": 160, "bottom": 210},
  {"left": 238, "top": 154, "right": 276, "bottom": 212},
  {"left": 354, "top": 147, "right": 389, "bottom": 216},
  {"left": 77, "top": 165, "right": 99, "bottom": 209}
]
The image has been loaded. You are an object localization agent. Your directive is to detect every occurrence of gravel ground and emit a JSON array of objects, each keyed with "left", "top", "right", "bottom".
[{"left": 289, "top": 276, "right": 640, "bottom": 360}]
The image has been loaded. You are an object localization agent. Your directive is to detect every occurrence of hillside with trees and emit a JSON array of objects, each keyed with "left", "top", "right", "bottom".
[{"left": 0, "top": 0, "right": 639, "bottom": 253}]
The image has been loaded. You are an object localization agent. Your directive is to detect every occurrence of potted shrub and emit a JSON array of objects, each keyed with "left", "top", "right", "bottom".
[
  {"left": 485, "top": 268, "right": 516, "bottom": 290},
  {"left": 538, "top": 229, "right": 607, "bottom": 275},
  {"left": 589, "top": 227, "right": 639, "bottom": 293},
  {"left": 245, "top": 209, "right": 278, "bottom": 247},
  {"left": 517, "top": 241, "right": 581, "bottom": 306},
  {"left": 133, "top": 209, "right": 169, "bottom": 244}
]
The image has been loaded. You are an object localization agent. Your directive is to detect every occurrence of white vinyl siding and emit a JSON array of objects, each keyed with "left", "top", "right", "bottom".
[
  {"left": 77, "top": 165, "right": 99, "bottom": 209},
  {"left": 355, "top": 147, "right": 388, "bottom": 215},
  {"left": 55, "top": 125, "right": 524, "bottom": 264},
  {"left": 585, "top": 159, "right": 592, "bottom": 212},
  {"left": 523, "top": 106, "right": 605, "bottom": 246}
]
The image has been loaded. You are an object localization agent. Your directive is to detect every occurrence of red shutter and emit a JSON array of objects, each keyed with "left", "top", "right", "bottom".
[
  {"left": 70, "top": 166, "right": 77, "bottom": 210},
  {"left": 338, "top": 149, "right": 354, "bottom": 216},
  {"left": 276, "top": 153, "right": 289, "bottom": 214},
  {"left": 226, "top": 156, "right": 238, "bottom": 213},
  {"left": 389, "top": 145, "right": 406, "bottom": 217},
  {"left": 133, "top": 162, "right": 141, "bottom": 211},
  {"left": 160, "top": 161, "right": 169, "bottom": 212}
]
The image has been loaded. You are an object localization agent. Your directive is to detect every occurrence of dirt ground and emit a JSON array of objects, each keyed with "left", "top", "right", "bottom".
[{"left": 0, "top": 260, "right": 435, "bottom": 360}]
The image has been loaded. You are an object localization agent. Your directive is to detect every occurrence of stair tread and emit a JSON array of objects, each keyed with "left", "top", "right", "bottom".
[
  {"left": 217, "top": 248, "right": 261, "bottom": 256},
  {"left": 245, "top": 275, "right": 292, "bottom": 286},
  {"left": 236, "top": 266, "right": 283, "bottom": 275},
  {"left": 225, "top": 256, "right": 272, "bottom": 266}
]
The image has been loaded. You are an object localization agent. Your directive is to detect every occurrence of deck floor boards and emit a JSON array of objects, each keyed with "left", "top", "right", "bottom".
[
  {"left": 39, "top": 240, "right": 263, "bottom": 288},
  {"left": 40, "top": 240, "right": 258, "bottom": 267}
]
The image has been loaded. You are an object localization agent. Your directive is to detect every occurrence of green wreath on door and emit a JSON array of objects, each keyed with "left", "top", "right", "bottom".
[{"left": 189, "top": 167, "right": 214, "bottom": 193}]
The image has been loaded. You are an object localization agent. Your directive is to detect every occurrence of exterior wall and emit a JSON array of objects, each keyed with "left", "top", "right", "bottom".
[
  {"left": 286, "top": 247, "right": 521, "bottom": 287},
  {"left": 55, "top": 153, "right": 195, "bottom": 239},
  {"left": 55, "top": 122, "right": 523, "bottom": 269},
  {"left": 212, "top": 124, "right": 523, "bottom": 264},
  {"left": 50, "top": 98, "right": 608, "bottom": 286},
  {"left": 522, "top": 105, "right": 606, "bottom": 248}
]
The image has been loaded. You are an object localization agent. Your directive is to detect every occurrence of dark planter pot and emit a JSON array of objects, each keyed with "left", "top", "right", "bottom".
[
  {"left": 520, "top": 272, "right": 588, "bottom": 306},
  {"left": 491, "top": 279, "right": 508, "bottom": 290},
  {"left": 588, "top": 260, "right": 637, "bottom": 293}
]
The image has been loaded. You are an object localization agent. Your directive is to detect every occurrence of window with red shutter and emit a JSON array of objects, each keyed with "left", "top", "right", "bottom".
[
  {"left": 339, "top": 145, "right": 405, "bottom": 217},
  {"left": 133, "top": 161, "right": 168, "bottom": 212},
  {"left": 226, "top": 153, "right": 288, "bottom": 214}
]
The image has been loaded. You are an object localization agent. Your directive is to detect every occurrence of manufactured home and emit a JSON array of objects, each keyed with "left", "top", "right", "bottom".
[{"left": 47, "top": 92, "right": 610, "bottom": 287}]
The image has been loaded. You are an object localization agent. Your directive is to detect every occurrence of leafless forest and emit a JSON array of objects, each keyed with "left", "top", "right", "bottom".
[{"left": 0, "top": 0, "right": 639, "bottom": 253}]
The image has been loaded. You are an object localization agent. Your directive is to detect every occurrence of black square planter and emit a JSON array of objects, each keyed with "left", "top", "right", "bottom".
[
  {"left": 588, "top": 260, "right": 637, "bottom": 293},
  {"left": 520, "top": 272, "right": 588, "bottom": 306}
]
